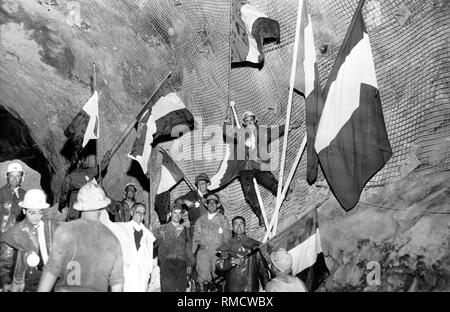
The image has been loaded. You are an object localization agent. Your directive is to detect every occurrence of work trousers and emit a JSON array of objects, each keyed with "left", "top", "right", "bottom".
[
  {"left": 239, "top": 170, "right": 278, "bottom": 217},
  {"left": 196, "top": 249, "right": 218, "bottom": 283},
  {"left": 160, "top": 258, "right": 187, "bottom": 292}
]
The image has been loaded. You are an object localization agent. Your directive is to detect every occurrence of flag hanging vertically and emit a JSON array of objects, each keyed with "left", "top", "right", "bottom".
[
  {"left": 154, "top": 149, "right": 185, "bottom": 224},
  {"left": 128, "top": 92, "right": 194, "bottom": 174},
  {"left": 231, "top": 0, "right": 280, "bottom": 64},
  {"left": 289, "top": 0, "right": 325, "bottom": 185},
  {"left": 260, "top": 208, "right": 329, "bottom": 292},
  {"left": 64, "top": 91, "right": 99, "bottom": 153},
  {"left": 313, "top": 1, "right": 392, "bottom": 210}
]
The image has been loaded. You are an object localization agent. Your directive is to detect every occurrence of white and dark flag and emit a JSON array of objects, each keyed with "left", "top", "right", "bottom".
[
  {"left": 312, "top": 2, "right": 392, "bottom": 210},
  {"left": 261, "top": 208, "right": 329, "bottom": 291},
  {"left": 128, "top": 92, "right": 194, "bottom": 174},
  {"left": 154, "top": 149, "right": 185, "bottom": 224},
  {"left": 64, "top": 91, "right": 99, "bottom": 152},
  {"left": 231, "top": 0, "right": 280, "bottom": 64}
]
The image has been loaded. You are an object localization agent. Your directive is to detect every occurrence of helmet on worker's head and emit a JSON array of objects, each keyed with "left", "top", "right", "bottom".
[
  {"left": 270, "top": 248, "right": 293, "bottom": 274},
  {"left": 74, "top": 180, "right": 111, "bottom": 211},
  {"left": 195, "top": 173, "right": 210, "bottom": 186},
  {"left": 206, "top": 193, "right": 220, "bottom": 204},
  {"left": 7, "top": 162, "right": 23, "bottom": 174},
  {"left": 19, "top": 189, "right": 50, "bottom": 210},
  {"left": 242, "top": 111, "right": 256, "bottom": 121},
  {"left": 123, "top": 182, "right": 137, "bottom": 197}
]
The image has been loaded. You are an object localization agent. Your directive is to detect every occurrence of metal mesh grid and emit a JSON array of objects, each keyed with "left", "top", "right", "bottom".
[{"left": 47, "top": 0, "right": 449, "bottom": 237}]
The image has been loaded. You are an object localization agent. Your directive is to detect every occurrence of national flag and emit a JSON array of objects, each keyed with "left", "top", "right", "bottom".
[
  {"left": 260, "top": 208, "right": 329, "bottom": 292},
  {"left": 127, "top": 92, "right": 194, "bottom": 174},
  {"left": 288, "top": 0, "right": 325, "bottom": 184},
  {"left": 156, "top": 149, "right": 184, "bottom": 194},
  {"left": 208, "top": 143, "right": 241, "bottom": 191},
  {"left": 231, "top": 0, "right": 280, "bottom": 64},
  {"left": 154, "top": 149, "right": 184, "bottom": 224},
  {"left": 313, "top": 1, "right": 392, "bottom": 210},
  {"left": 64, "top": 91, "right": 99, "bottom": 152}
]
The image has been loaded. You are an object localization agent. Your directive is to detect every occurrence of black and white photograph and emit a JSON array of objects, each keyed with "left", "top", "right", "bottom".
[{"left": 0, "top": 0, "right": 448, "bottom": 302}]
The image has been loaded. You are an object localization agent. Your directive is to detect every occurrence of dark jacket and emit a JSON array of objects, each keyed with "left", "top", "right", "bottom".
[
  {"left": 216, "top": 235, "right": 270, "bottom": 292},
  {"left": 0, "top": 185, "right": 26, "bottom": 233},
  {"left": 223, "top": 122, "right": 285, "bottom": 172},
  {"left": 177, "top": 190, "right": 225, "bottom": 226},
  {"left": 154, "top": 223, "right": 195, "bottom": 268},
  {"left": 111, "top": 199, "right": 134, "bottom": 222},
  {"left": 0, "top": 219, "right": 59, "bottom": 291},
  {"left": 58, "top": 167, "right": 98, "bottom": 220}
]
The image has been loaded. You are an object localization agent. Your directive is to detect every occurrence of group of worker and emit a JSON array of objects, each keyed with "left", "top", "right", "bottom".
[{"left": 0, "top": 111, "right": 307, "bottom": 292}]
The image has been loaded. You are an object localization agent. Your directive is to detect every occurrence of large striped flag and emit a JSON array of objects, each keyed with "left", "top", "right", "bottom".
[
  {"left": 64, "top": 91, "right": 99, "bottom": 152},
  {"left": 128, "top": 92, "right": 194, "bottom": 174},
  {"left": 312, "top": 0, "right": 392, "bottom": 210},
  {"left": 290, "top": 0, "right": 325, "bottom": 185},
  {"left": 260, "top": 208, "right": 329, "bottom": 291},
  {"left": 154, "top": 149, "right": 184, "bottom": 224},
  {"left": 231, "top": 0, "right": 280, "bottom": 64}
]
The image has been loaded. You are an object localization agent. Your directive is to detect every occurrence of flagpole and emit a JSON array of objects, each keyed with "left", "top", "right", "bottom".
[
  {"left": 148, "top": 148, "right": 153, "bottom": 231},
  {"left": 263, "top": 134, "right": 307, "bottom": 243},
  {"left": 227, "top": 0, "right": 233, "bottom": 110},
  {"left": 274, "top": 0, "right": 303, "bottom": 216},
  {"left": 93, "top": 62, "right": 102, "bottom": 186}
]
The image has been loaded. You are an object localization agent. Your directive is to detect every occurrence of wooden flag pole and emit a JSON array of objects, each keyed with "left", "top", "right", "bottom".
[
  {"left": 93, "top": 62, "right": 102, "bottom": 186},
  {"left": 148, "top": 148, "right": 153, "bottom": 231},
  {"left": 275, "top": 0, "right": 303, "bottom": 210},
  {"left": 263, "top": 134, "right": 307, "bottom": 243}
]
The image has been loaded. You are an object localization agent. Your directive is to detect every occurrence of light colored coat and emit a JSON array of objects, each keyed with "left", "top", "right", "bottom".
[{"left": 100, "top": 211, "right": 155, "bottom": 292}]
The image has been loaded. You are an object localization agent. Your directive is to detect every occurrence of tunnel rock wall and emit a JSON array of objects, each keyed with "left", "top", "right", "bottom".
[
  {"left": 0, "top": 0, "right": 176, "bottom": 206},
  {"left": 318, "top": 171, "right": 450, "bottom": 291}
]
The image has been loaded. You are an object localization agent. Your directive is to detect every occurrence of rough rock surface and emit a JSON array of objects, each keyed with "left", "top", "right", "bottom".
[{"left": 318, "top": 171, "right": 450, "bottom": 291}]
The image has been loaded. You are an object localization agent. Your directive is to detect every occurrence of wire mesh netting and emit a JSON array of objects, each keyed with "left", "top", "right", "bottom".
[{"left": 48, "top": 0, "right": 449, "bottom": 238}]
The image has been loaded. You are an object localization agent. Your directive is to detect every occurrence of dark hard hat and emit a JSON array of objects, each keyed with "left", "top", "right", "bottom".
[{"left": 195, "top": 173, "right": 210, "bottom": 185}]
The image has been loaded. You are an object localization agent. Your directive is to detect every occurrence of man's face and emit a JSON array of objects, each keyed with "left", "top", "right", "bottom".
[
  {"left": 24, "top": 208, "right": 44, "bottom": 226},
  {"left": 197, "top": 180, "right": 209, "bottom": 193},
  {"left": 7, "top": 171, "right": 23, "bottom": 188},
  {"left": 207, "top": 199, "right": 218, "bottom": 213},
  {"left": 132, "top": 205, "right": 146, "bottom": 224},
  {"left": 232, "top": 218, "right": 245, "bottom": 236},
  {"left": 125, "top": 187, "right": 136, "bottom": 200},
  {"left": 243, "top": 116, "right": 256, "bottom": 128},
  {"left": 171, "top": 208, "right": 183, "bottom": 224}
]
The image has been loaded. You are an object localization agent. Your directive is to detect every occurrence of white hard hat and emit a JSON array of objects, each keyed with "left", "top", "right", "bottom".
[
  {"left": 19, "top": 189, "right": 50, "bottom": 210},
  {"left": 74, "top": 180, "right": 111, "bottom": 211},
  {"left": 270, "top": 248, "right": 293, "bottom": 274},
  {"left": 7, "top": 162, "right": 23, "bottom": 173},
  {"left": 242, "top": 111, "right": 256, "bottom": 121}
]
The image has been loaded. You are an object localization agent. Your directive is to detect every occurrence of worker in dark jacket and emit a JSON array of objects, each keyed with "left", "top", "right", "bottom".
[
  {"left": 0, "top": 162, "right": 26, "bottom": 234},
  {"left": 223, "top": 111, "right": 299, "bottom": 226},
  {"left": 216, "top": 216, "right": 269, "bottom": 292},
  {"left": 0, "top": 189, "right": 58, "bottom": 292},
  {"left": 176, "top": 173, "right": 224, "bottom": 237},
  {"left": 153, "top": 201, "right": 195, "bottom": 292},
  {"left": 58, "top": 154, "right": 109, "bottom": 221},
  {"left": 109, "top": 183, "right": 137, "bottom": 222}
]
